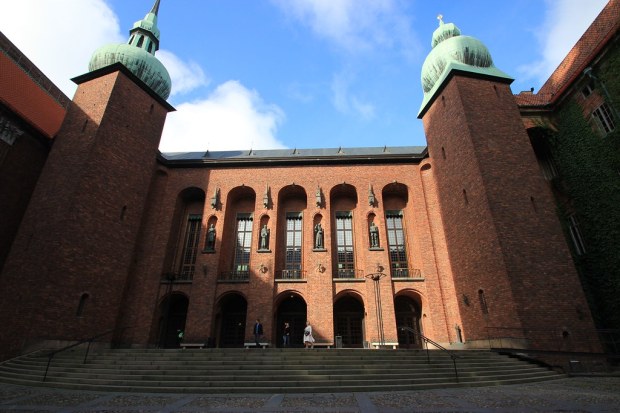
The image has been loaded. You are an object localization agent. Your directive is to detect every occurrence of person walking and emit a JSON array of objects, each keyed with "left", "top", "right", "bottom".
[
  {"left": 254, "top": 319, "right": 263, "bottom": 348},
  {"left": 303, "top": 321, "right": 315, "bottom": 349},
  {"left": 282, "top": 322, "right": 291, "bottom": 347}
]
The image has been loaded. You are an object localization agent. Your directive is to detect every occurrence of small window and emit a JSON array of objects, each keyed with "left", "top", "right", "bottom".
[
  {"left": 147, "top": 41, "right": 153, "bottom": 53},
  {"left": 567, "top": 214, "right": 586, "bottom": 255},
  {"left": 592, "top": 103, "right": 615, "bottom": 134},
  {"left": 76, "top": 293, "right": 89, "bottom": 317},
  {"left": 136, "top": 35, "right": 145, "bottom": 48},
  {"left": 581, "top": 82, "right": 594, "bottom": 98},
  {"left": 478, "top": 290, "right": 489, "bottom": 314}
]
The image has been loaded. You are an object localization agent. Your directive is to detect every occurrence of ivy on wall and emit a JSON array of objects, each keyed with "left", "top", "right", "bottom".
[{"left": 546, "top": 42, "right": 620, "bottom": 330}]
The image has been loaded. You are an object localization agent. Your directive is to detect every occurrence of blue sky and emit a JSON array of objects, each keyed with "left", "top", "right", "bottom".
[{"left": 0, "top": 0, "right": 608, "bottom": 152}]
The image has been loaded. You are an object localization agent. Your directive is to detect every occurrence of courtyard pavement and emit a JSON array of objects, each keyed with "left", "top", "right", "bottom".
[{"left": 0, "top": 376, "right": 619, "bottom": 413}]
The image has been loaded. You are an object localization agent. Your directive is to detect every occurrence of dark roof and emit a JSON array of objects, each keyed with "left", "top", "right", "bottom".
[
  {"left": 515, "top": 0, "right": 620, "bottom": 108},
  {"left": 159, "top": 146, "right": 428, "bottom": 167}
]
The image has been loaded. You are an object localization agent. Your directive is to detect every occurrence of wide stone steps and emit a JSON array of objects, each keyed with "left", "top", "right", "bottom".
[{"left": 0, "top": 348, "right": 564, "bottom": 393}]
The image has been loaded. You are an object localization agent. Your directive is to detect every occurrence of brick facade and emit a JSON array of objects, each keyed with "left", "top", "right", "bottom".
[{"left": 1, "top": 4, "right": 614, "bottom": 360}]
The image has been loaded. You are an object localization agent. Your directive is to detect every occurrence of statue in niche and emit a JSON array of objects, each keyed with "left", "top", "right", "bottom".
[
  {"left": 260, "top": 224, "right": 270, "bottom": 250},
  {"left": 314, "top": 223, "right": 324, "bottom": 249},
  {"left": 205, "top": 223, "right": 216, "bottom": 250},
  {"left": 369, "top": 222, "right": 380, "bottom": 248}
]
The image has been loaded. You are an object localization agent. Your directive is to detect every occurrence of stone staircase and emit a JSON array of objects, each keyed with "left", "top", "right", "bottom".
[{"left": 0, "top": 348, "right": 565, "bottom": 393}]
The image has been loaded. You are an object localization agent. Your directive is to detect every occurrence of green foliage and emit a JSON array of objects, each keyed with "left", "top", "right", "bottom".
[{"left": 547, "top": 82, "right": 620, "bottom": 330}]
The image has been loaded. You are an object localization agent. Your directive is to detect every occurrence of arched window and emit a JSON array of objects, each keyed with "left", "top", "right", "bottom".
[
  {"left": 386, "top": 210, "right": 408, "bottom": 277},
  {"left": 478, "top": 289, "right": 489, "bottom": 314},
  {"left": 76, "top": 293, "right": 89, "bottom": 317}
]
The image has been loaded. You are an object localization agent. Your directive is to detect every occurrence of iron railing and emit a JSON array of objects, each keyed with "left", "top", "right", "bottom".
[
  {"left": 333, "top": 269, "right": 364, "bottom": 280},
  {"left": 276, "top": 269, "right": 306, "bottom": 280},
  {"left": 399, "top": 326, "right": 460, "bottom": 382},
  {"left": 391, "top": 268, "right": 422, "bottom": 279},
  {"left": 40, "top": 326, "right": 131, "bottom": 382},
  {"left": 218, "top": 270, "right": 250, "bottom": 282}
]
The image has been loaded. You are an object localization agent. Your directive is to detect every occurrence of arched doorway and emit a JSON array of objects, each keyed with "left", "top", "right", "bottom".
[
  {"left": 216, "top": 294, "right": 247, "bottom": 348},
  {"left": 334, "top": 295, "right": 365, "bottom": 348},
  {"left": 275, "top": 294, "right": 307, "bottom": 348},
  {"left": 395, "top": 295, "right": 422, "bottom": 348},
  {"left": 158, "top": 293, "right": 188, "bottom": 348}
]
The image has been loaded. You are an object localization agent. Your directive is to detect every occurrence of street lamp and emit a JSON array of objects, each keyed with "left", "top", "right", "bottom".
[{"left": 366, "top": 264, "right": 387, "bottom": 347}]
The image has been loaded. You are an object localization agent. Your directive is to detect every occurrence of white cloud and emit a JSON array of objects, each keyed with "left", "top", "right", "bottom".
[
  {"left": 159, "top": 81, "right": 286, "bottom": 152},
  {"left": 0, "top": 0, "right": 123, "bottom": 97},
  {"left": 1, "top": 0, "right": 278, "bottom": 152},
  {"left": 517, "top": 0, "right": 608, "bottom": 85},
  {"left": 0, "top": 0, "right": 209, "bottom": 99},
  {"left": 271, "top": 0, "right": 418, "bottom": 57},
  {"left": 331, "top": 72, "right": 375, "bottom": 120},
  {"left": 157, "top": 50, "right": 209, "bottom": 96}
]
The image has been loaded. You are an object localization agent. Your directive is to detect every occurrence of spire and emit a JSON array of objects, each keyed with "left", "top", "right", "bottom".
[
  {"left": 88, "top": 0, "right": 171, "bottom": 100},
  {"left": 150, "top": 0, "right": 161, "bottom": 15}
]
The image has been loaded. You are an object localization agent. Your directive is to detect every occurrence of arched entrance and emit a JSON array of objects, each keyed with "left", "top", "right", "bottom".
[
  {"left": 158, "top": 293, "right": 188, "bottom": 348},
  {"left": 395, "top": 295, "right": 422, "bottom": 348},
  {"left": 275, "top": 293, "right": 307, "bottom": 348},
  {"left": 215, "top": 293, "right": 247, "bottom": 348},
  {"left": 334, "top": 295, "right": 365, "bottom": 348}
]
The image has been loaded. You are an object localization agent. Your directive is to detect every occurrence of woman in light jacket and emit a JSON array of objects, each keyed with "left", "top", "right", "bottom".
[{"left": 303, "top": 321, "right": 315, "bottom": 349}]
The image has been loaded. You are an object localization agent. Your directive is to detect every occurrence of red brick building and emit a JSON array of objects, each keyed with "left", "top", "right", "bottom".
[{"left": 0, "top": 1, "right": 617, "bottom": 360}]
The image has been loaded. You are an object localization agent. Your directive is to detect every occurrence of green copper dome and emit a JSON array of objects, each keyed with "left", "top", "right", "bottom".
[
  {"left": 431, "top": 21, "right": 461, "bottom": 48},
  {"left": 88, "top": 0, "right": 171, "bottom": 100},
  {"left": 418, "top": 17, "right": 512, "bottom": 117}
]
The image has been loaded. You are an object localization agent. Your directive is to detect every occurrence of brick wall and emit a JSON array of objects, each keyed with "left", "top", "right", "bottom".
[
  {"left": 0, "top": 69, "right": 171, "bottom": 359},
  {"left": 421, "top": 74, "right": 600, "bottom": 351}
]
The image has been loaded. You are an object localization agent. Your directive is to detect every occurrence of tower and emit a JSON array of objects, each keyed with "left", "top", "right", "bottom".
[
  {"left": 417, "top": 18, "right": 599, "bottom": 351},
  {"left": 0, "top": 0, "right": 174, "bottom": 359}
]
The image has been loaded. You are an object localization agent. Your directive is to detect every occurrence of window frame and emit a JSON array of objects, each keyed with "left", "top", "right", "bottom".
[
  {"left": 335, "top": 211, "right": 355, "bottom": 278},
  {"left": 592, "top": 103, "right": 616, "bottom": 134},
  {"left": 385, "top": 210, "right": 409, "bottom": 277},
  {"left": 233, "top": 213, "right": 253, "bottom": 275},
  {"left": 178, "top": 213, "right": 202, "bottom": 280}
]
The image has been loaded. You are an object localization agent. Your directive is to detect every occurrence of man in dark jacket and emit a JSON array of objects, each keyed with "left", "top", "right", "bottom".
[{"left": 254, "top": 319, "right": 263, "bottom": 348}]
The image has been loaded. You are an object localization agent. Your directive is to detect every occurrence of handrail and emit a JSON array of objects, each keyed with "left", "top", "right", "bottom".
[
  {"left": 399, "top": 326, "right": 460, "bottom": 382},
  {"left": 41, "top": 326, "right": 131, "bottom": 382}
]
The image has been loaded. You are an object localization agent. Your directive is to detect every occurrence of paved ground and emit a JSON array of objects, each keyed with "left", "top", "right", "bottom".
[{"left": 0, "top": 377, "right": 619, "bottom": 413}]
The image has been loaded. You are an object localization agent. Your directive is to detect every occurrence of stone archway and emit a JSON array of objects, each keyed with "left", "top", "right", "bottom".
[
  {"left": 394, "top": 295, "right": 422, "bottom": 348},
  {"left": 275, "top": 293, "right": 307, "bottom": 348},
  {"left": 215, "top": 293, "right": 247, "bottom": 348},
  {"left": 333, "top": 295, "right": 365, "bottom": 348},
  {"left": 157, "top": 293, "right": 188, "bottom": 348}
]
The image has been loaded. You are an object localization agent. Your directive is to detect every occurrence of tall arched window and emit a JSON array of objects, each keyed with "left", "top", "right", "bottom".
[
  {"left": 386, "top": 210, "right": 408, "bottom": 277},
  {"left": 233, "top": 213, "right": 253, "bottom": 277},
  {"left": 179, "top": 214, "right": 202, "bottom": 279}
]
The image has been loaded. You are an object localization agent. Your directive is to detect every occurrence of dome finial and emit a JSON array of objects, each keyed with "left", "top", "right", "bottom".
[
  {"left": 437, "top": 14, "right": 444, "bottom": 26},
  {"left": 88, "top": 0, "right": 171, "bottom": 100},
  {"left": 150, "top": 0, "right": 161, "bottom": 16}
]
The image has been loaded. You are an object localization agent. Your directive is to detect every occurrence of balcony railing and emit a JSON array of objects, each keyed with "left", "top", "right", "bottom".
[
  {"left": 333, "top": 269, "right": 364, "bottom": 280},
  {"left": 218, "top": 270, "right": 250, "bottom": 282},
  {"left": 391, "top": 268, "right": 422, "bottom": 279},
  {"left": 276, "top": 269, "right": 306, "bottom": 281}
]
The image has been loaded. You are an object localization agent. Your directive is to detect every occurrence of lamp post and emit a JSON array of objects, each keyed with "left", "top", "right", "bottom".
[{"left": 366, "top": 264, "right": 387, "bottom": 347}]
